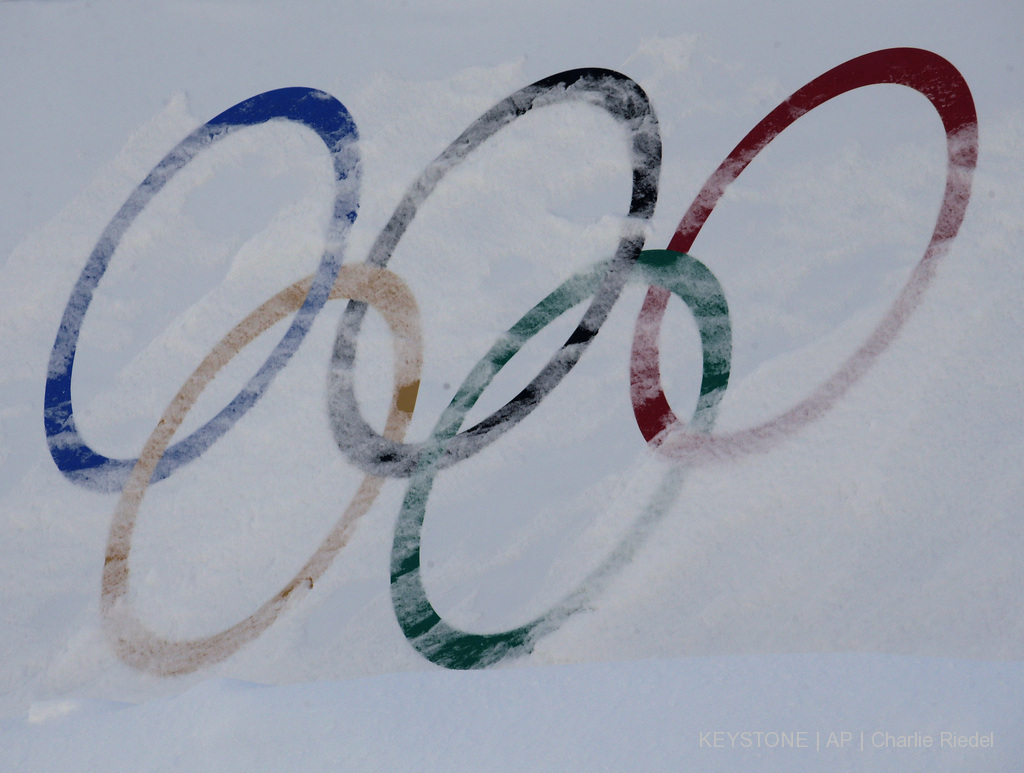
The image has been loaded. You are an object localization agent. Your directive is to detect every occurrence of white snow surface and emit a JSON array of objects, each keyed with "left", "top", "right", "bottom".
[{"left": 2, "top": 0, "right": 1023, "bottom": 769}]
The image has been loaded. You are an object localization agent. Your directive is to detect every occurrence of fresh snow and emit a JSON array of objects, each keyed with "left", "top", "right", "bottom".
[{"left": 2, "top": 0, "right": 1022, "bottom": 769}]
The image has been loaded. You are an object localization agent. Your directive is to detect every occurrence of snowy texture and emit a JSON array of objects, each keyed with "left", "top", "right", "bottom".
[{"left": 2, "top": 0, "right": 1023, "bottom": 768}]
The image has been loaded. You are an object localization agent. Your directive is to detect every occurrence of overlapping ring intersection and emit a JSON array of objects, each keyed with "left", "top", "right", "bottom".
[{"left": 43, "top": 48, "right": 977, "bottom": 674}]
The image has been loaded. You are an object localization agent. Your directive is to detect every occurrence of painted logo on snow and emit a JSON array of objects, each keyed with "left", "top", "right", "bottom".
[{"left": 44, "top": 49, "right": 976, "bottom": 674}]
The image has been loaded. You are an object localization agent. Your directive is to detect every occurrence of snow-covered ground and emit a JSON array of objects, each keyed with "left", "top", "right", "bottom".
[{"left": 2, "top": 1, "right": 1023, "bottom": 769}]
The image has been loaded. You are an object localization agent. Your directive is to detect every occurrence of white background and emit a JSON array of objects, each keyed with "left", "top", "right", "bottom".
[{"left": 1, "top": 1, "right": 1022, "bottom": 769}]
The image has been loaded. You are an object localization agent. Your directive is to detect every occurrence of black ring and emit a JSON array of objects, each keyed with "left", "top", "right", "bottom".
[{"left": 328, "top": 68, "right": 661, "bottom": 477}]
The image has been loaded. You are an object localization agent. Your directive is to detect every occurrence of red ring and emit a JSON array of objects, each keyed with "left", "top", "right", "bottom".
[{"left": 630, "top": 47, "right": 978, "bottom": 461}]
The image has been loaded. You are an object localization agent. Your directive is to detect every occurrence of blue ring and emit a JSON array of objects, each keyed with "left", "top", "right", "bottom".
[{"left": 44, "top": 87, "right": 360, "bottom": 493}]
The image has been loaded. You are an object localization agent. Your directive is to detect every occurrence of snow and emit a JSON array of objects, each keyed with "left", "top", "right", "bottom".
[
  {"left": 4, "top": 656, "right": 1022, "bottom": 771},
  {"left": 2, "top": 0, "right": 1023, "bottom": 769}
]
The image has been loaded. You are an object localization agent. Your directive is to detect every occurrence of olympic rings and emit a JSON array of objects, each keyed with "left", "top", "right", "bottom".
[
  {"left": 328, "top": 67, "right": 661, "bottom": 478},
  {"left": 43, "top": 48, "right": 977, "bottom": 675},
  {"left": 631, "top": 47, "right": 978, "bottom": 461},
  {"left": 390, "top": 250, "right": 729, "bottom": 669},
  {"left": 102, "top": 264, "right": 422, "bottom": 676},
  {"left": 45, "top": 87, "right": 360, "bottom": 493}
]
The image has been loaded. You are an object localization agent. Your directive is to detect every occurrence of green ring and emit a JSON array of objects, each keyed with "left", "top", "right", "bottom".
[{"left": 390, "top": 250, "right": 731, "bottom": 668}]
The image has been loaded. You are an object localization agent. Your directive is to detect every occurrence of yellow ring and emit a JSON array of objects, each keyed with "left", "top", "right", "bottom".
[{"left": 101, "top": 264, "right": 421, "bottom": 676}]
